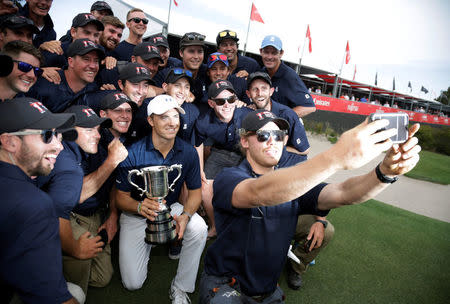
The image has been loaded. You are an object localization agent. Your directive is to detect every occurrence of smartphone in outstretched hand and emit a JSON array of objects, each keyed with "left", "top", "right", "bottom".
[{"left": 369, "top": 112, "right": 409, "bottom": 144}]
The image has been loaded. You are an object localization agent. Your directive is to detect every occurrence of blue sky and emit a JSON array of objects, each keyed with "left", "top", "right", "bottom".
[{"left": 50, "top": 0, "right": 449, "bottom": 101}]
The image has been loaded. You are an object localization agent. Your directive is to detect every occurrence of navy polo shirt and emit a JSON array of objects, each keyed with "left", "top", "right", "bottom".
[
  {"left": 270, "top": 100, "right": 310, "bottom": 152},
  {"left": 167, "top": 57, "right": 182, "bottom": 68},
  {"left": 112, "top": 40, "right": 136, "bottom": 61},
  {"left": 124, "top": 98, "right": 152, "bottom": 146},
  {"left": 96, "top": 66, "right": 120, "bottom": 90},
  {"left": 19, "top": 3, "right": 56, "bottom": 48},
  {"left": 116, "top": 135, "right": 201, "bottom": 205},
  {"left": 228, "top": 74, "right": 250, "bottom": 104},
  {"left": 72, "top": 142, "right": 112, "bottom": 216},
  {"left": 194, "top": 107, "right": 253, "bottom": 151},
  {"left": 263, "top": 62, "right": 315, "bottom": 109},
  {"left": 0, "top": 162, "right": 72, "bottom": 303},
  {"left": 179, "top": 102, "right": 200, "bottom": 145},
  {"left": 36, "top": 141, "right": 83, "bottom": 219},
  {"left": 204, "top": 159, "right": 328, "bottom": 296},
  {"left": 41, "top": 41, "right": 70, "bottom": 68},
  {"left": 233, "top": 53, "right": 260, "bottom": 75},
  {"left": 26, "top": 69, "right": 99, "bottom": 113}
]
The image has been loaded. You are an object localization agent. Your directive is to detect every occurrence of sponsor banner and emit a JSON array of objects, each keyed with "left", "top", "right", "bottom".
[{"left": 312, "top": 94, "right": 449, "bottom": 126}]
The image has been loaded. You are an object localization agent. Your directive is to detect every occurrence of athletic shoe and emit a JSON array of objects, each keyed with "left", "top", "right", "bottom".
[{"left": 169, "top": 280, "right": 191, "bottom": 304}]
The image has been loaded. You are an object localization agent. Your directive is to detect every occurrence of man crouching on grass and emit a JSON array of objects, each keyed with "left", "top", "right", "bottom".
[{"left": 199, "top": 110, "right": 421, "bottom": 303}]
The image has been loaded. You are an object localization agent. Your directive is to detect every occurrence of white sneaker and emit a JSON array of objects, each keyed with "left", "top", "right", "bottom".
[{"left": 169, "top": 280, "right": 191, "bottom": 304}]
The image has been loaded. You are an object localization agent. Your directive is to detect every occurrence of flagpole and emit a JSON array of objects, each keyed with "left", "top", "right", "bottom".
[
  {"left": 164, "top": 0, "right": 173, "bottom": 37},
  {"left": 296, "top": 27, "right": 307, "bottom": 74},
  {"left": 243, "top": 3, "right": 253, "bottom": 56},
  {"left": 333, "top": 45, "right": 346, "bottom": 98}
]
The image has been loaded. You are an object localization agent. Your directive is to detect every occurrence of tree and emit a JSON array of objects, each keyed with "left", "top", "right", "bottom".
[{"left": 435, "top": 87, "right": 450, "bottom": 105}]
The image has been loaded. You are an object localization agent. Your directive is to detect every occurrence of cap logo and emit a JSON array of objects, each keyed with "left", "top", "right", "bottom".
[
  {"left": 147, "top": 45, "right": 158, "bottom": 53},
  {"left": 270, "top": 36, "right": 275, "bottom": 42},
  {"left": 85, "top": 14, "right": 95, "bottom": 20},
  {"left": 153, "top": 37, "right": 164, "bottom": 43},
  {"left": 83, "top": 40, "right": 96, "bottom": 48},
  {"left": 216, "top": 80, "right": 228, "bottom": 88},
  {"left": 135, "top": 66, "right": 149, "bottom": 75},
  {"left": 29, "top": 101, "right": 47, "bottom": 114},
  {"left": 255, "top": 111, "right": 275, "bottom": 120},
  {"left": 114, "top": 93, "right": 127, "bottom": 100},
  {"left": 82, "top": 108, "right": 96, "bottom": 117}
]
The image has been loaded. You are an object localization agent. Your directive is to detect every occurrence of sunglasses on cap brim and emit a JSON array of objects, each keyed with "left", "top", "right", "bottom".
[{"left": 219, "top": 30, "right": 237, "bottom": 38}]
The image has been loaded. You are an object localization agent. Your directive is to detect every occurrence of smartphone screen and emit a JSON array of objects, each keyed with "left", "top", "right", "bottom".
[{"left": 369, "top": 113, "right": 409, "bottom": 143}]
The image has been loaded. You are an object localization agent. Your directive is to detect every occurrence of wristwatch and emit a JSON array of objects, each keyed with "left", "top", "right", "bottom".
[
  {"left": 316, "top": 219, "right": 328, "bottom": 228},
  {"left": 375, "top": 164, "right": 398, "bottom": 184},
  {"left": 181, "top": 210, "right": 193, "bottom": 221}
]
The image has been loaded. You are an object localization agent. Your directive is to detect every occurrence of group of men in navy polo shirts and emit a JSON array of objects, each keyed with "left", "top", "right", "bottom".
[{"left": 0, "top": 1, "right": 357, "bottom": 303}]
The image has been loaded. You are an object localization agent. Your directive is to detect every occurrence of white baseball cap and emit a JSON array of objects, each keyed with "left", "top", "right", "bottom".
[{"left": 147, "top": 94, "right": 185, "bottom": 116}]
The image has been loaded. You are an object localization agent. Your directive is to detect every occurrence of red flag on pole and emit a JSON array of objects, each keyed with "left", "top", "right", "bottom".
[
  {"left": 306, "top": 25, "right": 312, "bottom": 53},
  {"left": 173, "top": 0, "right": 178, "bottom": 6},
  {"left": 353, "top": 65, "right": 357, "bottom": 80},
  {"left": 345, "top": 41, "right": 350, "bottom": 64},
  {"left": 250, "top": 3, "right": 264, "bottom": 23}
]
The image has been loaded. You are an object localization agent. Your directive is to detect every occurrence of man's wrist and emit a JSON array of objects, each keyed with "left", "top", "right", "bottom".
[
  {"left": 375, "top": 163, "right": 398, "bottom": 184},
  {"left": 181, "top": 210, "right": 193, "bottom": 221},
  {"left": 315, "top": 219, "right": 328, "bottom": 228}
]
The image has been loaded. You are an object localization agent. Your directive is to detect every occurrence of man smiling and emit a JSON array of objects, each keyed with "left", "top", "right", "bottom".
[
  {"left": 114, "top": 8, "right": 147, "bottom": 61},
  {"left": 26, "top": 38, "right": 104, "bottom": 112},
  {"left": 0, "top": 40, "right": 43, "bottom": 101}
]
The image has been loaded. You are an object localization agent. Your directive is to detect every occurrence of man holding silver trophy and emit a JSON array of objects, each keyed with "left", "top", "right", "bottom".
[{"left": 115, "top": 94, "right": 207, "bottom": 304}]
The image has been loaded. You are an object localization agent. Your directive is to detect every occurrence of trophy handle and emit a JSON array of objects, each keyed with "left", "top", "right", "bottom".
[
  {"left": 167, "top": 164, "right": 182, "bottom": 192},
  {"left": 127, "top": 169, "right": 146, "bottom": 196}
]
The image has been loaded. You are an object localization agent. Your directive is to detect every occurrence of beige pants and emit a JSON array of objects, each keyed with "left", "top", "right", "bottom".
[
  {"left": 291, "top": 214, "right": 335, "bottom": 274},
  {"left": 63, "top": 211, "right": 113, "bottom": 295}
]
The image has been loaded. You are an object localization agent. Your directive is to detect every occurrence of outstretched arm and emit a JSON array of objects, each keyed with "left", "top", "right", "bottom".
[
  {"left": 232, "top": 118, "right": 399, "bottom": 209},
  {"left": 317, "top": 124, "right": 421, "bottom": 210}
]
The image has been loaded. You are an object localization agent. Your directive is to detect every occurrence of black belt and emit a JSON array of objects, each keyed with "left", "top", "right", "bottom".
[
  {"left": 250, "top": 292, "right": 273, "bottom": 303},
  {"left": 73, "top": 208, "right": 98, "bottom": 217}
]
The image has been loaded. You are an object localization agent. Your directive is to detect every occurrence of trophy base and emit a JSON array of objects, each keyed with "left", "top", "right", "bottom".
[
  {"left": 144, "top": 209, "right": 177, "bottom": 245},
  {"left": 145, "top": 226, "right": 177, "bottom": 245}
]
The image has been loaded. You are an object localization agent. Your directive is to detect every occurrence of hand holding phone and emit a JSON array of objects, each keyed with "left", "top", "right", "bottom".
[
  {"left": 98, "top": 229, "right": 108, "bottom": 249},
  {"left": 369, "top": 113, "right": 409, "bottom": 144}
]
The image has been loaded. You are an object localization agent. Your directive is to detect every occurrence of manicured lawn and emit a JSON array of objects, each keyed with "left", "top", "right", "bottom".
[
  {"left": 87, "top": 200, "right": 450, "bottom": 303},
  {"left": 405, "top": 150, "right": 450, "bottom": 184}
]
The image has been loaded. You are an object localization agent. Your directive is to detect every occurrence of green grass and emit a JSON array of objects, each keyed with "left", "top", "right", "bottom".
[
  {"left": 405, "top": 150, "right": 450, "bottom": 184},
  {"left": 86, "top": 200, "right": 450, "bottom": 304}
]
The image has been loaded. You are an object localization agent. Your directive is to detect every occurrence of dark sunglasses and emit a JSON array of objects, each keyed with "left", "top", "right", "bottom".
[
  {"left": 185, "top": 33, "right": 205, "bottom": 41},
  {"left": 219, "top": 30, "right": 237, "bottom": 38},
  {"left": 13, "top": 60, "right": 43, "bottom": 77},
  {"left": 128, "top": 17, "right": 149, "bottom": 25},
  {"left": 212, "top": 95, "right": 237, "bottom": 106},
  {"left": 210, "top": 54, "right": 228, "bottom": 62},
  {"left": 252, "top": 130, "right": 287, "bottom": 142},
  {"left": 172, "top": 68, "right": 192, "bottom": 78},
  {"left": 9, "top": 129, "right": 62, "bottom": 144}
]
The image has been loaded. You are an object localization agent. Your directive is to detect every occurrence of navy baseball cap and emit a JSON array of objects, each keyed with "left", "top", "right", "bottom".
[
  {"left": 208, "top": 79, "right": 235, "bottom": 99},
  {"left": 0, "top": 15, "right": 39, "bottom": 34},
  {"left": 64, "top": 105, "right": 112, "bottom": 128},
  {"left": 207, "top": 52, "right": 229, "bottom": 69},
  {"left": 119, "top": 62, "right": 154, "bottom": 84},
  {"left": 67, "top": 38, "right": 105, "bottom": 59},
  {"left": 91, "top": 1, "right": 113, "bottom": 16},
  {"left": 164, "top": 68, "right": 193, "bottom": 86},
  {"left": 240, "top": 110, "right": 289, "bottom": 132},
  {"left": 133, "top": 42, "right": 163, "bottom": 63},
  {"left": 71, "top": 13, "right": 104, "bottom": 31},
  {"left": 179, "top": 32, "right": 206, "bottom": 49},
  {"left": 0, "top": 97, "right": 75, "bottom": 133},
  {"left": 261, "top": 35, "right": 282, "bottom": 51},
  {"left": 247, "top": 71, "right": 272, "bottom": 89},
  {"left": 100, "top": 91, "right": 137, "bottom": 111},
  {"left": 145, "top": 34, "right": 169, "bottom": 48}
]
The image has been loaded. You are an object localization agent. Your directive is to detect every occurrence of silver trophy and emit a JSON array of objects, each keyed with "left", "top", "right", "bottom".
[{"left": 127, "top": 164, "right": 182, "bottom": 244}]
